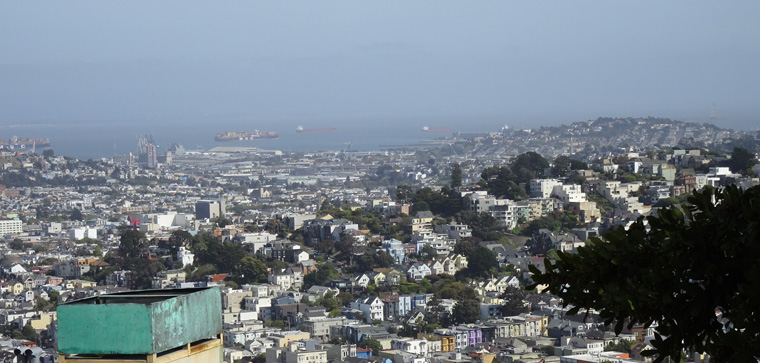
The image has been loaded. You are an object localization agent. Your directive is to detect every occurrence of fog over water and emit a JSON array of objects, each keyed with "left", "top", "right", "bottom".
[{"left": 1, "top": 1, "right": 758, "bottom": 158}]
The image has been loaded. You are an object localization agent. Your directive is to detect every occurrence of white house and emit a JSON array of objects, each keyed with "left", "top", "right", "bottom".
[
  {"left": 176, "top": 247, "right": 195, "bottom": 267},
  {"left": 406, "top": 263, "right": 432, "bottom": 282},
  {"left": 350, "top": 296, "right": 384, "bottom": 322},
  {"left": 391, "top": 338, "right": 429, "bottom": 356}
]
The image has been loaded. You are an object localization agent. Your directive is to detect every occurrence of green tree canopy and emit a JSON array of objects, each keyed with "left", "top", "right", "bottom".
[
  {"left": 455, "top": 210, "right": 504, "bottom": 241},
  {"left": 479, "top": 166, "right": 528, "bottom": 200},
  {"left": 236, "top": 256, "right": 268, "bottom": 284},
  {"left": 530, "top": 185, "right": 760, "bottom": 362},
  {"left": 10, "top": 238, "right": 24, "bottom": 250},
  {"left": 498, "top": 286, "right": 530, "bottom": 316},
  {"left": 464, "top": 246, "right": 498, "bottom": 279},
  {"left": 451, "top": 163, "right": 463, "bottom": 188},
  {"left": 304, "top": 262, "right": 338, "bottom": 289},
  {"left": 452, "top": 297, "right": 480, "bottom": 324},
  {"left": 728, "top": 147, "right": 757, "bottom": 175},
  {"left": 552, "top": 155, "right": 588, "bottom": 177},
  {"left": 119, "top": 229, "right": 148, "bottom": 259},
  {"left": 70, "top": 208, "right": 84, "bottom": 221},
  {"left": 360, "top": 337, "right": 383, "bottom": 354},
  {"left": 357, "top": 250, "right": 395, "bottom": 272}
]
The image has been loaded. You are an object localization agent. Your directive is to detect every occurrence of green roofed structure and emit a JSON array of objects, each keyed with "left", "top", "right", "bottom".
[{"left": 57, "top": 287, "right": 223, "bottom": 363}]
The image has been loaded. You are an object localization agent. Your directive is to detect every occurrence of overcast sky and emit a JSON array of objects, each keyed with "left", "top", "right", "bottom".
[{"left": 1, "top": 1, "right": 759, "bottom": 129}]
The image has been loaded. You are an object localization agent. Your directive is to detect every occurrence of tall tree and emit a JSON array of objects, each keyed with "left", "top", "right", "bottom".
[
  {"left": 236, "top": 256, "right": 267, "bottom": 284},
  {"left": 530, "top": 185, "right": 760, "bottom": 362},
  {"left": 728, "top": 147, "right": 757, "bottom": 175},
  {"left": 165, "top": 230, "right": 193, "bottom": 255},
  {"left": 119, "top": 229, "right": 148, "bottom": 259},
  {"left": 452, "top": 298, "right": 480, "bottom": 324},
  {"left": 465, "top": 246, "right": 498, "bottom": 279},
  {"left": 360, "top": 337, "right": 383, "bottom": 355},
  {"left": 70, "top": 208, "right": 83, "bottom": 221},
  {"left": 451, "top": 163, "right": 463, "bottom": 188},
  {"left": 396, "top": 185, "right": 413, "bottom": 204},
  {"left": 498, "top": 287, "right": 529, "bottom": 316}
]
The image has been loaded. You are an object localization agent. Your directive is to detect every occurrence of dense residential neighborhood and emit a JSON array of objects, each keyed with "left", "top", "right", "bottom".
[{"left": 1, "top": 118, "right": 759, "bottom": 362}]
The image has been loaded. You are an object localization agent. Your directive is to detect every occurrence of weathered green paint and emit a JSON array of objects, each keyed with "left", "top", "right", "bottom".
[
  {"left": 57, "top": 287, "right": 222, "bottom": 355},
  {"left": 58, "top": 302, "right": 154, "bottom": 354}
]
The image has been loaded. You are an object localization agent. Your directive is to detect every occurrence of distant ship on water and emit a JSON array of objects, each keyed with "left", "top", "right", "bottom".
[
  {"left": 297, "top": 126, "right": 338, "bottom": 133},
  {"left": 0, "top": 136, "right": 51, "bottom": 151},
  {"left": 215, "top": 131, "right": 278, "bottom": 142},
  {"left": 422, "top": 126, "right": 453, "bottom": 132}
]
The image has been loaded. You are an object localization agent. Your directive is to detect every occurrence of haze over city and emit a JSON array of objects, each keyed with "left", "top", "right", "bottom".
[{"left": 2, "top": 0, "right": 759, "bottom": 148}]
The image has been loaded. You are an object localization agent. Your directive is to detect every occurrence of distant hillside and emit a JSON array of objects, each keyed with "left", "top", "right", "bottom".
[{"left": 454, "top": 116, "right": 760, "bottom": 159}]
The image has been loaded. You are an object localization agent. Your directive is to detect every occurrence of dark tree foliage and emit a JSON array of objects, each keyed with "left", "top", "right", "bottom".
[
  {"left": 70, "top": 208, "right": 84, "bottom": 221},
  {"left": 9, "top": 238, "right": 24, "bottom": 250},
  {"left": 196, "top": 241, "right": 249, "bottom": 274},
  {"left": 395, "top": 185, "right": 413, "bottom": 204},
  {"left": 119, "top": 229, "right": 148, "bottom": 259},
  {"left": 161, "top": 230, "right": 193, "bottom": 256},
  {"left": 451, "top": 163, "right": 463, "bottom": 188},
  {"left": 552, "top": 155, "right": 589, "bottom": 177},
  {"left": 728, "top": 147, "right": 757, "bottom": 175},
  {"left": 465, "top": 246, "right": 498, "bottom": 279},
  {"left": 512, "top": 152, "right": 550, "bottom": 182},
  {"left": 498, "top": 287, "right": 530, "bottom": 316},
  {"left": 455, "top": 210, "right": 503, "bottom": 241},
  {"left": 453, "top": 239, "right": 478, "bottom": 256},
  {"left": 530, "top": 185, "right": 760, "bottom": 362},
  {"left": 479, "top": 166, "right": 528, "bottom": 200},
  {"left": 236, "top": 256, "right": 268, "bottom": 285},
  {"left": 605, "top": 340, "right": 635, "bottom": 354},
  {"left": 360, "top": 337, "right": 383, "bottom": 354},
  {"left": 304, "top": 262, "right": 338, "bottom": 289},
  {"left": 452, "top": 297, "right": 481, "bottom": 324},
  {"left": 357, "top": 250, "right": 395, "bottom": 272},
  {"left": 523, "top": 210, "right": 580, "bottom": 236},
  {"left": 435, "top": 281, "right": 476, "bottom": 300},
  {"left": 128, "top": 258, "right": 167, "bottom": 289},
  {"left": 410, "top": 187, "right": 462, "bottom": 217}
]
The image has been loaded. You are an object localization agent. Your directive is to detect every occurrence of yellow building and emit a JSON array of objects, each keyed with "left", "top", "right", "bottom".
[
  {"left": 417, "top": 333, "right": 455, "bottom": 352},
  {"left": 11, "top": 282, "right": 24, "bottom": 295},
  {"left": 270, "top": 331, "right": 311, "bottom": 347},
  {"left": 29, "top": 311, "right": 57, "bottom": 330}
]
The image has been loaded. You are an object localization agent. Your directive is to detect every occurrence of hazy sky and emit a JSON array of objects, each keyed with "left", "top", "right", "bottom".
[{"left": 2, "top": 1, "right": 759, "bottom": 130}]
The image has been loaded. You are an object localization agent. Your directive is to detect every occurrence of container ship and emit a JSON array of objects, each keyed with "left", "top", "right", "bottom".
[
  {"left": 0, "top": 137, "right": 51, "bottom": 150},
  {"left": 422, "top": 126, "right": 453, "bottom": 132},
  {"left": 297, "top": 126, "right": 338, "bottom": 133},
  {"left": 215, "top": 131, "right": 278, "bottom": 142}
]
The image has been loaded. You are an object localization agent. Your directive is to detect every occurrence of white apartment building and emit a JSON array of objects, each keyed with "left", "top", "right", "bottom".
[
  {"left": 530, "top": 179, "right": 563, "bottom": 198},
  {"left": 68, "top": 227, "right": 98, "bottom": 240},
  {"left": 0, "top": 219, "right": 22, "bottom": 235},
  {"left": 551, "top": 184, "right": 587, "bottom": 203}
]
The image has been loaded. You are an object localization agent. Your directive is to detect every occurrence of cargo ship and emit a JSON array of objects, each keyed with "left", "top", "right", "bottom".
[
  {"left": 296, "top": 126, "right": 337, "bottom": 133},
  {"left": 0, "top": 137, "right": 51, "bottom": 150},
  {"left": 422, "top": 126, "right": 453, "bottom": 132},
  {"left": 215, "top": 131, "right": 278, "bottom": 142}
]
